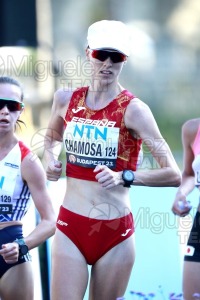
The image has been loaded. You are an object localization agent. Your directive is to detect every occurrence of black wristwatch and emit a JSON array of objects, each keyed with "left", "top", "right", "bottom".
[
  {"left": 122, "top": 170, "right": 135, "bottom": 188},
  {"left": 14, "top": 239, "right": 29, "bottom": 257}
]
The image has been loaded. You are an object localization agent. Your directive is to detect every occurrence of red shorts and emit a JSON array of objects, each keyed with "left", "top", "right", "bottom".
[{"left": 56, "top": 205, "right": 134, "bottom": 265}]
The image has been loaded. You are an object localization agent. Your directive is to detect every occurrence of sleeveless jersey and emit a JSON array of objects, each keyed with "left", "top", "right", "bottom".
[
  {"left": 192, "top": 125, "right": 200, "bottom": 186},
  {"left": 0, "top": 141, "right": 32, "bottom": 222},
  {"left": 63, "top": 87, "right": 142, "bottom": 181}
]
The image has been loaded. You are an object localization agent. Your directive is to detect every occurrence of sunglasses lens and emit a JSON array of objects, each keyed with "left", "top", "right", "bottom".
[
  {"left": 91, "top": 50, "right": 108, "bottom": 61},
  {"left": 109, "top": 52, "right": 126, "bottom": 63},
  {"left": 91, "top": 50, "right": 126, "bottom": 63},
  {"left": 0, "top": 100, "right": 24, "bottom": 111}
]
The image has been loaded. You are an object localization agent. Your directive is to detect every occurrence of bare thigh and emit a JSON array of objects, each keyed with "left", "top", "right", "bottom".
[
  {"left": 51, "top": 229, "right": 89, "bottom": 300},
  {"left": 89, "top": 234, "right": 135, "bottom": 300},
  {"left": 0, "top": 262, "right": 33, "bottom": 300},
  {"left": 183, "top": 261, "right": 200, "bottom": 300}
]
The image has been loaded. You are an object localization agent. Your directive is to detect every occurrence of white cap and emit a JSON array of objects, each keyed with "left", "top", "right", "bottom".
[{"left": 87, "top": 20, "right": 131, "bottom": 56}]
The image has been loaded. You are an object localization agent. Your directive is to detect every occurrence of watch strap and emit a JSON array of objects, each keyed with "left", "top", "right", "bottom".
[
  {"left": 14, "top": 238, "right": 25, "bottom": 246},
  {"left": 123, "top": 182, "right": 132, "bottom": 188}
]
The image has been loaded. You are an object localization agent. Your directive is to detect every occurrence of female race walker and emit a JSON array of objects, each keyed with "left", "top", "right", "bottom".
[
  {"left": 172, "top": 118, "right": 200, "bottom": 300},
  {"left": 0, "top": 76, "right": 56, "bottom": 300},
  {"left": 45, "top": 20, "right": 181, "bottom": 300}
]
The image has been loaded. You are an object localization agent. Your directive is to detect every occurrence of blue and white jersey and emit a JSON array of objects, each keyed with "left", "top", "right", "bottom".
[{"left": 0, "top": 142, "right": 32, "bottom": 222}]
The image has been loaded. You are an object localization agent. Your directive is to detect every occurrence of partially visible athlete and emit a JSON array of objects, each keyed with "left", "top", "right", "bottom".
[
  {"left": 172, "top": 118, "right": 200, "bottom": 300},
  {"left": 0, "top": 76, "right": 56, "bottom": 300},
  {"left": 45, "top": 20, "right": 181, "bottom": 300}
]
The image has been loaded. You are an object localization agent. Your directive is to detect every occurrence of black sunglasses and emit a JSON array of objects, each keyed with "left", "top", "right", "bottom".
[
  {"left": 0, "top": 98, "right": 24, "bottom": 111},
  {"left": 91, "top": 50, "right": 127, "bottom": 63}
]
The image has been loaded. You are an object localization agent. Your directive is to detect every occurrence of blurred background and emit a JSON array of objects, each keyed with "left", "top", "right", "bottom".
[{"left": 0, "top": 0, "right": 199, "bottom": 299}]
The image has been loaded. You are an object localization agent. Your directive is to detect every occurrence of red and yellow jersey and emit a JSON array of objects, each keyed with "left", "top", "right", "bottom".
[{"left": 63, "top": 87, "right": 142, "bottom": 181}]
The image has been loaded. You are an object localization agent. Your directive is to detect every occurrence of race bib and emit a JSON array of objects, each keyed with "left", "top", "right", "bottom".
[
  {"left": 195, "top": 171, "right": 200, "bottom": 186},
  {"left": 0, "top": 160, "right": 19, "bottom": 215},
  {"left": 64, "top": 121, "right": 119, "bottom": 168}
]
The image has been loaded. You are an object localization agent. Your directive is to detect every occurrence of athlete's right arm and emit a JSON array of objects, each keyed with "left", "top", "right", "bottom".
[
  {"left": 172, "top": 119, "right": 196, "bottom": 216},
  {"left": 44, "top": 88, "right": 73, "bottom": 181}
]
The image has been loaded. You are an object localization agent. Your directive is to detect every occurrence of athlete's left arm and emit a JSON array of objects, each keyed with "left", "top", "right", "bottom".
[
  {"left": 20, "top": 152, "right": 56, "bottom": 250},
  {"left": 124, "top": 98, "right": 181, "bottom": 187}
]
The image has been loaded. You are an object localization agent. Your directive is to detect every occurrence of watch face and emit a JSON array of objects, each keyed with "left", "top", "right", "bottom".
[
  {"left": 15, "top": 239, "right": 29, "bottom": 256},
  {"left": 124, "top": 170, "right": 134, "bottom": 181},
  {"left": 20, "top": 244, "right": 29, "bottom": 255}
]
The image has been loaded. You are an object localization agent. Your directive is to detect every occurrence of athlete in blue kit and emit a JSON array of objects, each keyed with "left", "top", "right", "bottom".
[{"left": 0, "top": 76, "right": 56, "bottom": 300}]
